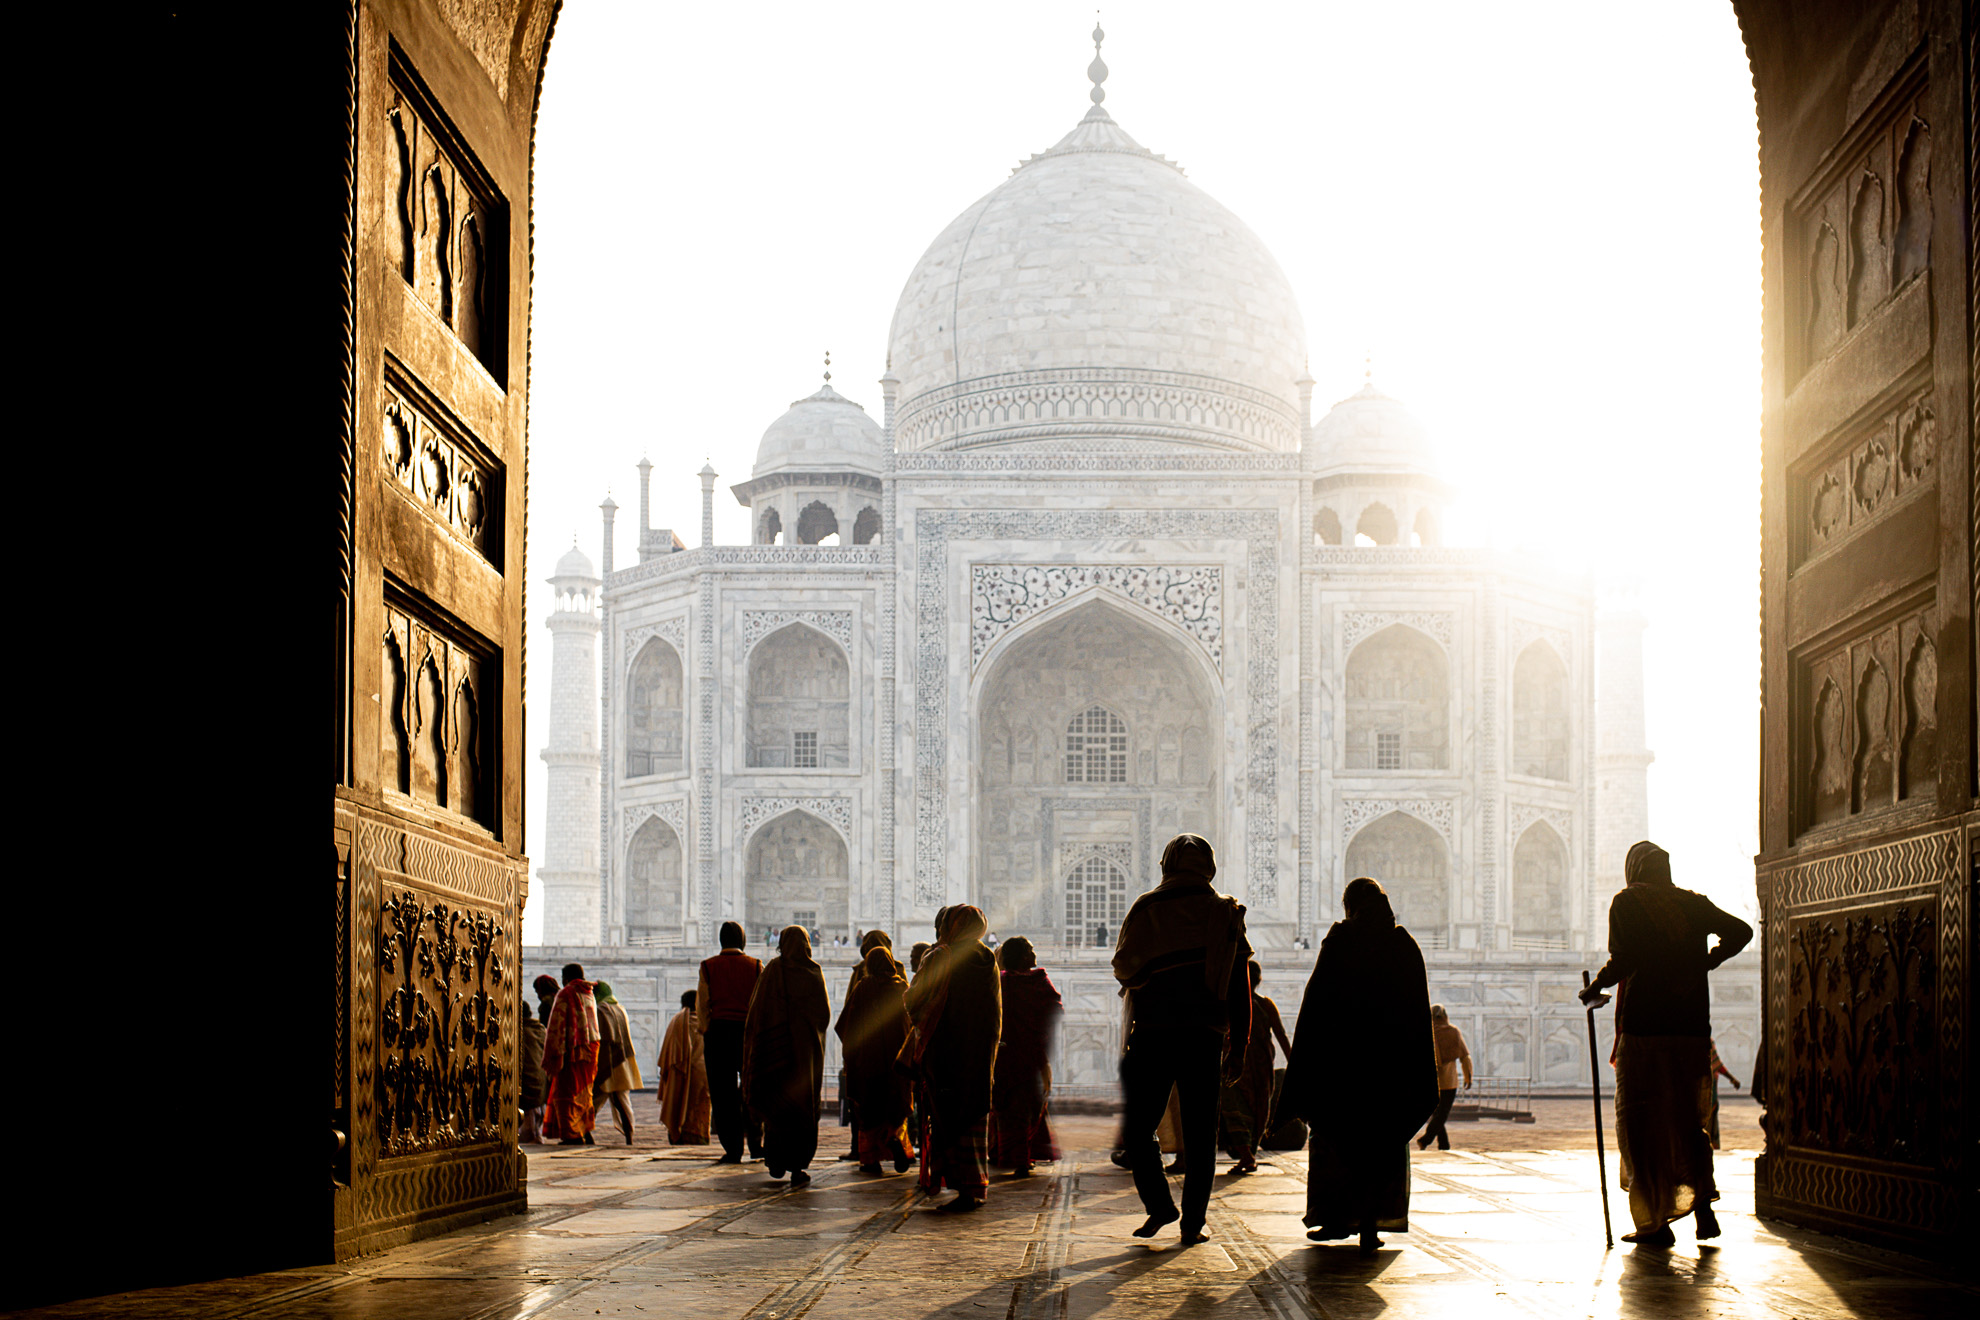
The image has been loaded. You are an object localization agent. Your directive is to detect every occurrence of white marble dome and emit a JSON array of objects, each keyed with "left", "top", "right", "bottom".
[
  {"left": 1310, "top": 382, "right": 1438, "bottom": 476},
  {"left": 551, "top": 542, "right": 597, "bottom": 582},
  {"left": 751, "top": 380, "right": 885, "bottom": 479},
  {"left": 887, "top": 104, "right": 1308, "bottom": 453}
]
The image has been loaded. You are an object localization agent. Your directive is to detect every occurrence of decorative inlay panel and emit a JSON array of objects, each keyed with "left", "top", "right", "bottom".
[
  {"left": 622, "top": 799, "right": 687, "bottom": 844},
  {"left": 739, "top": 795, "right": 853, "bottom": 846},
  {"left": 1339, "top": 797, "right": 1455, "bottom": 848},
  {"left": 1507, "top": 802, "right": 1573, "bottom": 848},
  {"left": 971, "top": 564, "right": 1223, "bottom": 672},
  {"left": 1342, "top": 610, "right": 1455, "bottom": 651},
  {"left": 622, "top": 615, "right": 687, "bottom": 674},
  {"left": 382, "top": 362, "right": 503, "bottom": 565},
  {"left": 916, "top": 509, "right": 1280, "bottom": 906},
  {"left": 741, "top": 609, "right": 854, "bottom": 655}
]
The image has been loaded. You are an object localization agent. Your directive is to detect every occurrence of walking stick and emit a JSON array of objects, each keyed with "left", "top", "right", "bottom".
[{"left": 1581, "top": 971, "right": 1614, "bottom": 1248}]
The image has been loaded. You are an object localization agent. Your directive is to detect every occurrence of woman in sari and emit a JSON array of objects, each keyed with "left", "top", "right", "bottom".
[
  {"left": 905, "top": 904, "right": 1001, "bottom": 1212},
  {"left": 990, "top": 936, "right": 1062, "bottom": 1176},
  {"left": 1286, "top": 878, "right": 1437, "bottom": 1256},
  {"left": 836, "top": 942, "right": 916, "bottom": 1174},
  {"left": 656, "top": 990, "right": 711, "bottom": 1145},
  {"left": 742, "top": 926, "right": 831, "bottom": 1184},
  {"left": 541, "top": 963, "right": 602, "bottom": 1145}
]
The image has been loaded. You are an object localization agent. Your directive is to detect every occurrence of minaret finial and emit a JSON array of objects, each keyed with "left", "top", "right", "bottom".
[
  {"left": 1088, "top": 16, "right": 1107, "bottom": 105},
  {"left": 823, "top": 350, "right": 832, "bottom": 384},
  {"left": 1364, "top": 349, "right": 1374, "bottom": 387}
]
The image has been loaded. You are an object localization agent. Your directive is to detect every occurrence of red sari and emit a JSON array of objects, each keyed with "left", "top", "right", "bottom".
[{"left": 540, "top": 979, "right": 601, "bottom": 1141}]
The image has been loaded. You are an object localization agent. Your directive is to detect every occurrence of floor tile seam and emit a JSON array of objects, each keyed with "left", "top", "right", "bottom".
[
  {"left": 1202, "top": 1198, "right": 1328, "bottom": 1320},
  {"left": 734, "top": 1186, "right": 925, "bottom": 1320},
  {"left": 1006, "top": 1162, "right": 1077, "bottom": 1320},
  {"left": 1396, "top": 1230, "right": 1587, "bottom": 1320}
]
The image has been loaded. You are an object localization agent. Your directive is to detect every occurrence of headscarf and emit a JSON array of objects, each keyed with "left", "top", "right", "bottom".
[
  {"left": 1624, "top": 840, "right": 1693, "bottom": 944},
  {"left": 1159, "top": 833, "right": 1217, "bottom": 887},
  {"left": 533, "top": 974, "right": 559, "bottom": 999},
  {"left": 779, "top": 925, "right": 815, "bottom": 964},
  {"left": 860, "top": 929, "right": 894, "bottom": 956},
  {"left": 997, "top": 935, "right": 1038, "bottom": 972},
  {"left": 1343, "top": 876, "right": 1397, "bottom": 926},
  {"left": 594, "top": 981, "right": 618, "bottom": 1005},
  {"left": 940, "top": 904, "right": 987, "bottom": 945}
]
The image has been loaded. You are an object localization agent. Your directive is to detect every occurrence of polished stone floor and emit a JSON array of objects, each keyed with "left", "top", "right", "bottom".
[{"left": 22, "top": 1118, "right": 1969, "bottom": 1319}]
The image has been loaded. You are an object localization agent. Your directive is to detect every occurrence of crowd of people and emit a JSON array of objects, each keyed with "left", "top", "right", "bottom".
[{"left": 515, "top": 832, "right": 1748, "bottom": 1253}]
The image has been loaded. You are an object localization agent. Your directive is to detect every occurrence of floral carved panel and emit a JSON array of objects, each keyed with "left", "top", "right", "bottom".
[{"left": 971, "top": 564, "right": 1223, "bottom": 673}]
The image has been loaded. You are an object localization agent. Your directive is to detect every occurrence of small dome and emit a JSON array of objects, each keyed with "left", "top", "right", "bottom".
[
  {"left": 1309, "top": 383, "right": 1437, "bottom": 476},
  {"left": 551, "top": 543, "right": 597, "bottom": 582},
  {"left": 751, "top": 381, "right": 885, "bottom": 479}
]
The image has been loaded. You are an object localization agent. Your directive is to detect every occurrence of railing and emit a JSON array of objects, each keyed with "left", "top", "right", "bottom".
[
  {"left": 1509, "top": 934, "right": 1571, "bottom": 952},
  {"left": 1450, "top": 1076, "right": 1534, "bottom": 1122}
]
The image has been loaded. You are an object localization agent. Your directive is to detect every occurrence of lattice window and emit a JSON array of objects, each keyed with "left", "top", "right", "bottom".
[
  {"left": 1064, "top": 706, "right": 1128, "bottom": 783},
  {"left": 791, "top": 909, "right": 817, "bottom": 932},
  {"left": 1064, "top": 855, "right": 1129, "bottom": 933},
  {"left": 793, "top": 730, "right": 818, "bottom": 768},
  {"left": 1377, "top": 731, "right": 1402, "bottom": 770}
]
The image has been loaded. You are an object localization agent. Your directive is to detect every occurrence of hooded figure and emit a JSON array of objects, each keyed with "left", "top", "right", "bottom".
[
  {"left": 656, "top": 990, "right": 711, "bottom": 1145},
  {"left": 834, "top": 930, "right": 897, "bottom": 1162},
  {"left": 742, "top": 925, "right": 831, "bottom": 1183},
  {"left": 990, "top": 936, "right": 1063, "bottom": 1174},
  {"left": 1580, "top": 841, "right": 1752, "bottom": 1247},
  {"left": 905, "top": 904, "right": 1001, "bottom": 1212},
  {"left": 1112, "top": 833, "right": 1252, "bottom": 1246},
  {"left": 591, "top": 981, "right": 642, "bottom": 1145},
  {"left": 836, "top": 942, "right": 916, "bottom": 1174},
  {"left": 1286, "top": 878, "right": 1436, "bottom": 1255},
  {"left": 541, "top": 966, "right": 602, "bottom": 1145}
]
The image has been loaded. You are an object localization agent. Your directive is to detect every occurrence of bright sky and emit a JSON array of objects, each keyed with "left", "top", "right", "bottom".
[{"left": 522, "top": 0, "right": 1761, "bottom": 943}]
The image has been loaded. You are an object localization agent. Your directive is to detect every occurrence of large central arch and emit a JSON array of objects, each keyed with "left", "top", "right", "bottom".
[{"left": 972, "top": 595, "right": 1222, "bottom": 940}]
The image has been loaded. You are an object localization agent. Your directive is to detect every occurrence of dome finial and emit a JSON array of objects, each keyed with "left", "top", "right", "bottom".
[
  {"left": 1364, "top": 349, "right": 1374, "bottom": 387},
  {"left": 823, "top": 349, "right": 832, "bottom": 384},
  {"left": 1088, "top": 16, "right": 1107, "bottom": 105}
]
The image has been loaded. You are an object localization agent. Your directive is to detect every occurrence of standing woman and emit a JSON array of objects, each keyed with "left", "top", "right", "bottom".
[
  {"left": 905, "top": 904, "right": 1002, "bottom": 1212},
  {"left": 836, "top": 940, "right": 916, "bottom": 1174},
  {"left": 592, "top": 982, "right": 642, "bottom": 1145},
  {"left": 990, "top": 936, "right": 1063, "bottom": 1176},
  {"left": 743, "top": 926, "right": 831, "bottom": 1184},
  {"left": 1286, "top": 877, "right": 1437, "bottom": 1256}
]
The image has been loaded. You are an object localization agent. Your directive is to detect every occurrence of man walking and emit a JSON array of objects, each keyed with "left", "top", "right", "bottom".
[
  {"left": 1417, "top": 1005, "right": 1472, "bottom": 1150},
  {"left": 1580, "top": 840, "right": 1752, "bottom": 1247},
  {"left": 697, "top": 921, "right": 764, "bottom": 1163},
  {"left": 1112, "top": 834, "right": 1251, "bottom": 1246}
]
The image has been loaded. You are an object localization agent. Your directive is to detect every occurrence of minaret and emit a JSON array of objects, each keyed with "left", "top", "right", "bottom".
[
  {"left": 539, "top": 540, "right": 602, "bottom": 945},
  {"left": 1595, "top": 581, "right": 1654, "bottom": 945}
]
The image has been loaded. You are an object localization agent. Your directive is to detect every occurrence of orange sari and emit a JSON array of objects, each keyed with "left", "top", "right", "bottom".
[{"left": 541, "top": 980, "right": 601, "bottom": 1140}]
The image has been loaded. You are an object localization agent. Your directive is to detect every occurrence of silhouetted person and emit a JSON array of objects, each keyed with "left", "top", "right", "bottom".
[
  {"left": 697, "top": 921, "right": 764, "bottom": 1163},
  {"left": 1416, "top": 1005, "right": 1472, "bottom": 1151},
  {"left": 518, "top": 1000, "right": 547, "bottom": 1144},
  {"left": 1113, "top": 833, "right": 1252, "bottom": 1246},
  {"left": 906, "top": 904, "right": 1001, "bottom": 1212},
  {"left": 991, "top": 936, "right": 1063, "bottom": 1176},
  {"left": 837, "top": 930, "right": 896, "bottom": 1161},
  {"left": 592, "top": 981, "right": 641, "bottom": 1145},
  {"left": 656, "top": 990, "right": 710, "bottom": 1145},
  {"left": 1287, "top": 878, "right": 1436, "bottom": 1255},
  {"left": 1580, "top": 840, "right": 1752, "bottom": 1247},
  {"left": 534, "top": 973, "right": 560, "bottom": 1029},
  {"left": 1222, "top": 961, "right": 1292, "bottom": 1173},
  {"left": 837, "top": 938, "right": 915, "bottom": 1174},
  {"left": 743, "top": 925, "right": 831, "bottom": 1184},
  {"left": 1706, "top": 1041, "right": 1741, "bottom": 1150},
  {"left": 542, "top": 962, "right": 603, "bottom": 1146}
]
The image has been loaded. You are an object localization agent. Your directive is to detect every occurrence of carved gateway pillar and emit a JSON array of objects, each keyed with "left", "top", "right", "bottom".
[
  {"left": 1738, "top": 0, "right": 1974, "bottom": 1253},
  {"left": 330, "top": 0, "right": 558, "bottom": 1258}
]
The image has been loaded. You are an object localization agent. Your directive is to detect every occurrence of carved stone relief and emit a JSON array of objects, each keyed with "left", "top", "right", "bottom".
[
  {"left": 623, "top": 798, "right": 687, "bottom": 845},
  {"left": 383, "top": 602, "right": 495, "bottom": 828},
  {"left": 382, "top": 365, "right": 503, "bottom": 563},
  {"left": 622, "top": 615, "right": 688, "bottom": 676},
  {"left": 971, "top": 564, "right": 1223, "bottom": 672},
  {"left": 739, "top": 795, "right": 853, "bottom": 846},
  {"left": 377, "top": 887, "right": 509, "bottom": 1156},
  {"left": 1341, "top": 610, "right": 1454, "bottom": 651},
  {"left": 1799, "top": 606, "right": 1935, "bottom": 837},
  {"left": 1338, "top": 796, "right": 1455, "bottom": 848},
  {"left": 1797, "top": 385, "right": 1936, "bottom": 567},
  {"left": 740, "top": 609, "right": 854, "bottom": 655},
  {"left": 1892, "top": 119, "right": 1932, "bottom": 285},
  {"left": 1507, "top": 801, "right": 1573, "bottom": 850}
]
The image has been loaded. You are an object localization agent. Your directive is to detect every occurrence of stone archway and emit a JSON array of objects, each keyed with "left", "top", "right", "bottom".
[
  {"left": 743, "top": 808, "right": 849, "bottom": 938},
  {"left": 973, "top": 597, "right": 1221, "bottom": 940}
]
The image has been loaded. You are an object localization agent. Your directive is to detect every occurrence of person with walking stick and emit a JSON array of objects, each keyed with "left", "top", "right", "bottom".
[{"left": 1579, "top": 840, "right": 1752, "bottom": 1248}]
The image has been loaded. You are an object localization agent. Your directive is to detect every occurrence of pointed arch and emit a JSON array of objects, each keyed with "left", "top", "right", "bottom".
[
  {"left": 744, "top": 808, "right": 848, "bottom": 936},
  {"left": 1313, "top": 506, "right": 1342, "bottom": 546},
  {"left": 382, "top": 629, "right": 409, "bottom": 793},
  {"left": 852, "top": 506, "right": 882, "bottom": 545},
  {"left": 627, "top": 637, "right": 685, "bottom": 777},
  {"left": 1900, "top": 634, "right": 1937, "bottom": 800},
  {"left": 452, "top": 676, "right": 483, "bottom": 824},
  {"left": 1345, "top": 624, "right": 1450, "bottom": 771},
  {"left": 1809, "top": 678, "right": 1847, "bottom": 827},
  {"left": 413, "top": 654, "right": 447, "bottom": 807},
  {"left": 1344, "top": 811, "right": 1448, "bottom": 935},
  {"left": 795, "top": 500, "right": 839, "bottom": 545},
  {"left": 1510, "top": 821, "right": 1571, "bottom": 947},
  {"left": 1512, "top": 641, "right": 1570, "bottom": 780},
  {"left": 746, "top": 623, "right": 849, "bottom": 768},
  {"left": 1355, "top": 502, "right": 1399, "bottom": 547},
  {"left": 1852, "top": 660, "right": 1893, "bottom": 810},
  {"left": 758, "top": 507, "right": 782, "bottom": 545},
  {"left": 625, "top": 816, "right": 684, "bottom": 942}
]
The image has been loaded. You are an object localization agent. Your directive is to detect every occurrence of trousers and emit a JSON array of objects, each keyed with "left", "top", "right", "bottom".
[
  {"left": 1120, "top": 1022, "right": 1223, "bottom": 1231},
  {"left": 704, "top": 1020, "right": 759, "bottom": 1159},
  {"left": 1419, "top": 1088, "right": 1457, "bottom": 1149}
]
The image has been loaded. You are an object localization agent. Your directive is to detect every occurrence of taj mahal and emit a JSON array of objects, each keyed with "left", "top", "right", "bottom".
[{"left": 526, "top": 39, "right": 1753, "bottom": 1092}]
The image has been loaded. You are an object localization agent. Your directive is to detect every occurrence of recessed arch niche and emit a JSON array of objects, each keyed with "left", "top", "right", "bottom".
[
  {"left": 1511, "top": 642, "right": 1569, "bottom": 780},
  {"left": 626, "top": 638, "right": 685, "bottom": 777},
  {"left": 744, "top": 809, "right": 848, "bottom": 937},
  {"left": 1344, "top": 624, "right": 1450, "bottom": 771},
  {"left": 746, "top": 623, "right": 850, "bottom": 768},
  {"left": 974, "top": 596, "right": 1220, "bottom": 939},
  {"left": 1510, "top": 821, "right": 1570, "bottom": 947},
  {"left": 624, "top": 816, "right": 684, "bottom": 942},
  {"left": 1344, "top": 810, "right": 1448, "bottom": 935}
]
